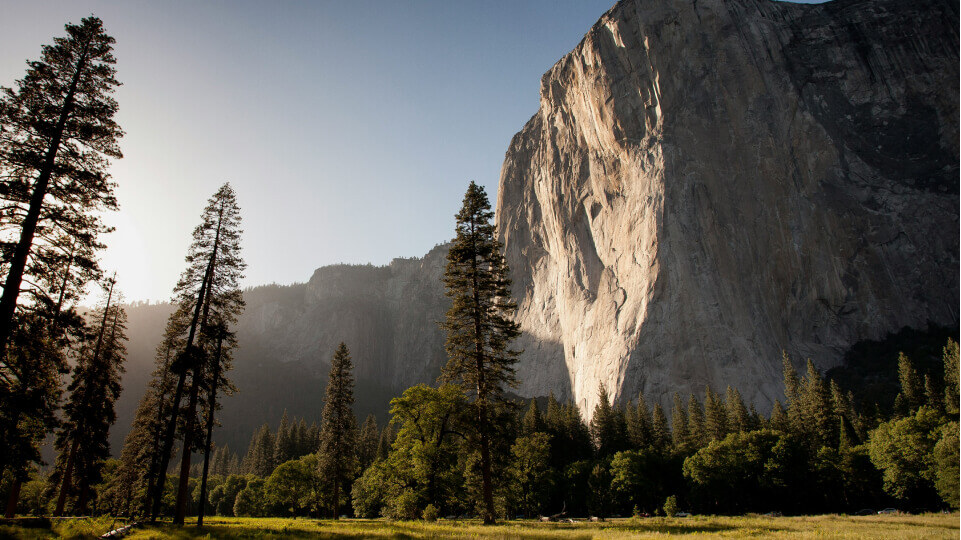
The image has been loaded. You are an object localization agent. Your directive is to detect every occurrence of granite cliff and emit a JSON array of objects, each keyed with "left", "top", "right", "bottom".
[{"left": 495, "top": 0, "right": 959, "bottom": 416}]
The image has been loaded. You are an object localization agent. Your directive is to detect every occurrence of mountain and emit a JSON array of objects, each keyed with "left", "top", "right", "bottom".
[
  {"left": 111, "top": 244, "right": 451, "bottom": 455},
  {"left": 495, "top": 0, "right": 959, "bottom": 416},
  {"left": 111, "top": 0, "right": 959, "bottom": 452}
]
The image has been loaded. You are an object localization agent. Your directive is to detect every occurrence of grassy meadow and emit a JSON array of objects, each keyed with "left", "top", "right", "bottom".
[{"left": 1, "top": 513, "right": 958, "bottom": 539}]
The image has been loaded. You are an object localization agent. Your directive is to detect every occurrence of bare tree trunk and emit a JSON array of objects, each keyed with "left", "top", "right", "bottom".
[
  {"left": 4, "top": 479, "right": 22, "bottom": 518},
  {"left": 196, "top": 335, "right": 223, "bottom": 527}
]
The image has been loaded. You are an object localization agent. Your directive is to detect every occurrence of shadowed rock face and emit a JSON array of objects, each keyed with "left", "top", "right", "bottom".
[{"left": 496, "top": 0, "right": 959, "bottom": 416}]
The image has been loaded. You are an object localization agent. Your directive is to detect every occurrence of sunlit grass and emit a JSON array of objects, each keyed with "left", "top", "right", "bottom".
[{"left": 2, "top": 513, "right": 957, "bottom": 539}]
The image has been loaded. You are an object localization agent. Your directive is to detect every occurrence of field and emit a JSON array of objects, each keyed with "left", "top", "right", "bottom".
[{"left": 0, "top": 513, "right": 958, "bottom": 539}]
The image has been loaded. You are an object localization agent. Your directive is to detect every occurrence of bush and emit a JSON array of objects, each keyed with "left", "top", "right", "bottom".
[
  {"left": 422, "top": 503, "right": 439, "bottom": 521},
  {"left": 664, "top": 495, "right": 678, "bottom": 517}
]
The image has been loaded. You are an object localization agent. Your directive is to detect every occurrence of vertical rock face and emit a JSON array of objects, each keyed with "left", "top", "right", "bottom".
[
  {"left": 238, "top": 242, "right": 452, "bottom": 387},
  {"left": 496, "top": 0, "right": 959, "bottom": 416}
]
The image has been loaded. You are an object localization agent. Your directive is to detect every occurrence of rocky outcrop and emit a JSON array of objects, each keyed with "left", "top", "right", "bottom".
[
  {"left": 496, "top": 0, "right": 959, "bottom": 416},
  {"left": 112, "top": 244, "right": 451, "bottom": 454}
]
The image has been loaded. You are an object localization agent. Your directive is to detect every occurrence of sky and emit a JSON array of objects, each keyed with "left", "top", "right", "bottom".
[{"left": 0, "top": 0, "right": 827, "bottom": 303}]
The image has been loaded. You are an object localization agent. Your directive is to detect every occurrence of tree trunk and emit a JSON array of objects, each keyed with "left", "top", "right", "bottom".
[
  {"left": 0, "top": 39, "right": 90, "bottom": 361},
  {"left": 54, "top": 438, "right": 80, "bottom": 516},
  {"left": 196, "top": 336, "right": 223, "bottom": 527},
  {"left": 173, "top": 370, "right": 202, "bottom": 525},
  {"left": 4, "top": 479, "right": 21, "bottom": 518}
]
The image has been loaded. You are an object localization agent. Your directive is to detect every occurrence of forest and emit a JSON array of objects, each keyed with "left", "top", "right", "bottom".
[{"left": 0, "top": 14, "right": 958, "bottom": 531}]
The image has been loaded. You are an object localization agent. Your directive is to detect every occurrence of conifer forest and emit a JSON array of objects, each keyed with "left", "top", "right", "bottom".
[{"left": 0, "top": 9, "right": 958, "bottom": 536}]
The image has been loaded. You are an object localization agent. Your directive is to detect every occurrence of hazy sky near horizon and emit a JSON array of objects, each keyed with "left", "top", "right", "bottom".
[{"left": 0, "top": 0, "right": 828, "bottom": 303}]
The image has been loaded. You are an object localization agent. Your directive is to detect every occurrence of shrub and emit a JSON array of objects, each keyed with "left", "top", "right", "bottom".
[
  {"left": 422, "top": 504, "right": 439, "bottom": 521},
  {"left": 664, "top": 495, "right": 678, "bottom": 517}
]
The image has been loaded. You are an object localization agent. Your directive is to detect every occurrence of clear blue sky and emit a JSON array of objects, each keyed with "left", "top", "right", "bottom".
[{"left": 0, "top": 0, "right": 827, "bottom": 303}]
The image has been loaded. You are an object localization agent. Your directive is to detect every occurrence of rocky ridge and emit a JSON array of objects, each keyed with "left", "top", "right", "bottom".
[{"left": 495, "top": 0, "right": 959, "bottom": 416}]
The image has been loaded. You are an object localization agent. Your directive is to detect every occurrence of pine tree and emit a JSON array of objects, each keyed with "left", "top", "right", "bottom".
[
  {"left": 522, "top": 400, "right": 545, "bottom": 436},
  {"left": 318, "top": 342, "right": 358, "bottom": 519},
  {"left": 725, "top": 387, "right": 749, "bottom": 434},
  {"left": 242, "top": 424, "right": 275, "bottom": 477},
  {"left": 650, "top": 403, "right": 670, "bottom": 451},
  {"left": 769, "top": 400, "right": 790, "bottom": 432},
  {"left": 626, "top": 393, "right": 651, "bottom": 449},
  {"left": 0, "top": 16, "right": 122, "bottom": 360},
  {"left": 670, "top": 393, "right": 688, "bottom": 451},
  {"left": 944, "top": 339, "right": 959, "bottom": 416},
  {"left": 439, "top": 181, "right": 520, "bottom": 524},
  {"left": 377, "top": 422, "right": 395, "bottom": 461},
  {"left": 197, "top": 324, "right": 235, "bottom": 526},
  {"left": 703, "top": 386, "right": 727, "bottom": 442},
  {"left": 590, "top": 384, "right": 628, "bottom": 456},
  {"left": 273, "top": 410, "right": 295, "bottom": 466},
  {"left": 687, "top": 394, "right": 705, "bottom": 449},
  {"left": 897, "top": 352, "right": 924, "bottom": 413},
  {"left": 782, "top": 353, "right": 803, "bottom": 435},
  {"left": 800, "top": 360, "right": 832, "bottom": 449},
  {"left": 147, "top": 183, "right": 244, "bottom": 524},
  {"left": 52, "top": 278, "right": 127, "bottom": 515},
  {"left": 357, "top": 414, "right": 380, "bottom": 470}
]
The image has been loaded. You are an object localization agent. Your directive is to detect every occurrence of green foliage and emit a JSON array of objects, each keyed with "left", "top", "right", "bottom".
[
  {"left": 868, "top": 406, "right": 945, "bottom": 504},
  {"left": 590, "top": 384, "right": 628, "bottom": 457},
  {"left": 440, "top": 181, "right": 521, "bottom": 524},
  {"left": 683, "top": 429, "right": 803, "bottom": 514},
  {"left": 931, "top": 422, "right": 959, "bottom": 509},
  {"left": 663, "top": 495, "right": 678, "bottom": 517},
  {"left": 265, "top": 454, "right": 322, "bottom": 517},
  {"left": 318, "top": 342, "right": 358, "bottom": 518},
  {"left": 422, "top": 503, "right": 439, "bottom": 521},
  {"left": 944, "top": 339, "right": 959, "bottom": 416},
  {"left": 509, "top": 432, "right": 553, "bottom": 517},
  {"left": 233, "top": 478, "right": 266, "bottom": 517}
]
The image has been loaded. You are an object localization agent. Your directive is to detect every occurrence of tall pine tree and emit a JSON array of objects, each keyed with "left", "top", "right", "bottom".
[
  {"left": 0, "top": 16, "right": 122, "bottom": 361},
  {"left": 52, "top": 277, "right": 127, "bottom": 515},
  {"left": 318, "top": 342, "right": 358, "bottom": 519},
  {"left": 148, "top": 183, "right": 245, "bottom": 523},
  {"left": 439, "top": 181, "right": 520, "bottom": 524}
]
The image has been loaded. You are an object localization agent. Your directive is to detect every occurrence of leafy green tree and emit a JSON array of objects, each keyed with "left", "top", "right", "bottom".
[
  {"left": 317, "top": 342, "right": 358, "bottom": 519},
  {"left": 233, "top": 478, "right": 266, "bottom": 517},
  {"left": 868, "top": 406, "right": 945, "bottom": 505},
  {"left": 610, "top": 448, "right": 670, "bottom": 514},
  {"left": 265, "top": 454, "right": 322, "bottom": 516},
  {"left": 508, "top": 432, "right": 552, "bottom": 517},
  {"left": 683, "top": 429, "right": 799, "bottom": 514},
  {"left": 209, "top": 474, "right": 248, "bottom": 516},
  {"left": 351, "top": 460, "right": 388, "bottom": 518},
  {"left": 931, "top": 422, "right": 959, "bottom": 509},
  {"left": 439, "top": 181, "right": 521, "bottom": 524},
  {"left": 386, "top": 384, "right": 468, "bottom": 515}
]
